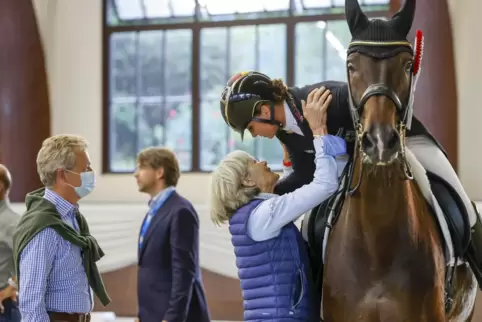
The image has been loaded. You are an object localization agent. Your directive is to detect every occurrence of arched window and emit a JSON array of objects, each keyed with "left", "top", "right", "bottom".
[{"left": 103, "top": 0, "right": 390, "bottom": 172}]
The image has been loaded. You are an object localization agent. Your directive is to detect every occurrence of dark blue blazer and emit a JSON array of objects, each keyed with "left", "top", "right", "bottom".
[{"left": 137, "top": 191, "right": 211, "bottom": 322}]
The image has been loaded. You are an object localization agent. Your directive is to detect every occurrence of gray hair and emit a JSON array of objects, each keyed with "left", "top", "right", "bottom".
[
  {"left": 210, "top": 150, "right": 259, "bottom": 225},
  {"left": 36, "top": 134, "right": 89, "bottom": 187}
]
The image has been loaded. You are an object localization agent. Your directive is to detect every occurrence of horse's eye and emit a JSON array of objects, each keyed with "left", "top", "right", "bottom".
[
  {"left": 405, "top": 61, "right": 413, "bottom": 71},
  {"left": 347, "top": 63, "right": 356, "bottom": 72}
]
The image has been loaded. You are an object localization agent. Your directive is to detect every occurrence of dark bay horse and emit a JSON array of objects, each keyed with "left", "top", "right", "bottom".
[{"left": 321, "top": 0, "right": 477, "bottom": 321}]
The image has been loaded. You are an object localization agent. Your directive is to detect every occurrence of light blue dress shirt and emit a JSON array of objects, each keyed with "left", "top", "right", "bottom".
[
  {"left": 247, "top": 135, "right": 347, "bottom": 242},
  {"left": 19, "top": 189, "right": 92, "bottom": 322}
]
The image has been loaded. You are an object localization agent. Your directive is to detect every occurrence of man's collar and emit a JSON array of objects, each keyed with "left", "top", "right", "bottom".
[
  {"left": 148, "top": 186, "right": 175, "bottom": 206},
  {"left": 44, "top": 188, "right": 78, "bottom": 219}
]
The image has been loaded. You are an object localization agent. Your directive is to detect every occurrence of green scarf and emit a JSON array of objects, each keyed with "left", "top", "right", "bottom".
[{"left": 12, "top": 188, "right": 111, "bottom": 306}]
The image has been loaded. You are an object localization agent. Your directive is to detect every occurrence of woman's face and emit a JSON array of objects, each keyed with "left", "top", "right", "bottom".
[{"left": 246, "top": 159, "right": 279, "bottom": 192}]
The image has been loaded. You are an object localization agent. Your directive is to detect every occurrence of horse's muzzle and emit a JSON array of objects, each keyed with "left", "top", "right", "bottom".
[{"left": 361, "top": 124, "right": 400, "bottom": 165}]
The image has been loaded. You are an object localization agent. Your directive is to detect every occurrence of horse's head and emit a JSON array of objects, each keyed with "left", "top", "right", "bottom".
[{"left": 345, "top": 0, "right": 417, "bottom": 166}]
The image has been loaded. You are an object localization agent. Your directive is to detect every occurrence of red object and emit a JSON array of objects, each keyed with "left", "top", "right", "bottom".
[
  {"left": 413, "top": 29, "right": 423, "bottom": 76},
  {"left": 283, "top": 160, "right": 292, "bottom": 167}
]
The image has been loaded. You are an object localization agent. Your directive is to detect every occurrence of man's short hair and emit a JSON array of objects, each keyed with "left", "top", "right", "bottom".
[
  {"left": 36, "top": 134, "right": 89, "bottom": 187},
  {"left": 137, "top": 147, "right": 180, "bottom": 187}
]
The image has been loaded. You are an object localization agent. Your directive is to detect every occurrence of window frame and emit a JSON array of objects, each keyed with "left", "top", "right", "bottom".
[{"left": 102, "top": 0, "right": 390, "bottom": 173}]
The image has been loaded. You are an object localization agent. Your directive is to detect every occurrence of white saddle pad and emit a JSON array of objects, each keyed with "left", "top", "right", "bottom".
[{"left": 405, "top": 148, "right": 457, "bottom": 266}]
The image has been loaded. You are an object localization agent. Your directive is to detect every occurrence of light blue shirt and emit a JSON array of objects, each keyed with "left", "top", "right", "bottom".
[
  {"left": 139, "top": 186, "right": 176, "bottom": 249},
  {"left": 247, "top": 136, "right": 347, "bottom": 242},
  {"left": 18, "top": 189, "right": 92, "bottom": 322}
]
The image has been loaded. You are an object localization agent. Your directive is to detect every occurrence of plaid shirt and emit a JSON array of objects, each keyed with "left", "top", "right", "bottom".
[{"left": 18, "top": 189, "right": 92, "bottom": 322}]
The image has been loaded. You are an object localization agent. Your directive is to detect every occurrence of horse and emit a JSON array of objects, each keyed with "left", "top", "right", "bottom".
[{"left": 310, "top": 0, "right": 478, "bottom": 321}]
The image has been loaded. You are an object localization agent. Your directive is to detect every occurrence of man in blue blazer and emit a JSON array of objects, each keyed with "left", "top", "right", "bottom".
[{"left": 135, "top": 147, "right": 211, "bottom": 322}]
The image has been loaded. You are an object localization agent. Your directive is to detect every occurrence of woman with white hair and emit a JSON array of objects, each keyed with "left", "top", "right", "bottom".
[{"left": 211, "top": 87, "right": 347, "bottom": 322}]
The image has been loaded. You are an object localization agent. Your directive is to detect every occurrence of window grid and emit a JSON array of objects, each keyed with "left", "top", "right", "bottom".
[{"left": 102, "top": 0, "right": 391, "bottom": 173}]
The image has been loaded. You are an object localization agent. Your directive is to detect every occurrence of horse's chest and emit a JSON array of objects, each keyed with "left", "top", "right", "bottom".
[
  {"left": 323, "top": 211, "right": 445, "bottom": 320},
  {"left": 330, "top": 211, "right": 438, "bottom": 268}
]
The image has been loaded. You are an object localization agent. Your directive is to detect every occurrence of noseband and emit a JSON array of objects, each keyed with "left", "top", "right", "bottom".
[{"left": 345, "top": 53, "right": 415, "bottom": 195}]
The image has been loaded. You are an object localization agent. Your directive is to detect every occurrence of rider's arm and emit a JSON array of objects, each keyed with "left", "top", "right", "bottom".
[
  {"left": 280, "top": 143, "right": 294, "bottom": 178},
  {"left": 291, "top": 81, "right": 352, "bottom": 137},
  {"left": 274, "top": 149, "right": 315, "bottom": 195},
  {"left": 247, "top": 135, "right": 346, "bottom": 242},
  {"left": 281, "top": 163, "right": 294, "bottom": 178}
]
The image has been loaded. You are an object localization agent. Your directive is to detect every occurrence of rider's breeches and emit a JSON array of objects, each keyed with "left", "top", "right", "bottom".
[{"left": 407, "top": 135, "right": 479, "bottom": 226}]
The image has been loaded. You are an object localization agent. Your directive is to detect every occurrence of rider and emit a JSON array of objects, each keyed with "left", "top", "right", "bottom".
[{"left": 219, "top": 70, "right": 482, "bottom": 282}]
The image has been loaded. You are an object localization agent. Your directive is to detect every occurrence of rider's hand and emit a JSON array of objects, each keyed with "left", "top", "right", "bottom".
[
  {"left": 301, "top": 86, "right": 332, "bottom": 135},
  {"left": 280, "top": 142, "right": 290, "bottom": 163}
]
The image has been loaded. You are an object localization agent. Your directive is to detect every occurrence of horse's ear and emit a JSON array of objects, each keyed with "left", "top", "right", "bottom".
[
  {"left": 389, "top": 0, "right": 416, "bottom": 38},
  {"left": 345, "top": 0, "right": 369, "bottom": 36}
]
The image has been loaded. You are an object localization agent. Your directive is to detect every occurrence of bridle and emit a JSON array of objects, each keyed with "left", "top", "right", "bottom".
[{"left": 345, "top": 42, "right": 417, "bottom": 195}]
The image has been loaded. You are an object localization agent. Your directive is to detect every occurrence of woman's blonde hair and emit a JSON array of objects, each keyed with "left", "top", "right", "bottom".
[{"left": 210, "top": 150, "right": 260, "bottom": 225}]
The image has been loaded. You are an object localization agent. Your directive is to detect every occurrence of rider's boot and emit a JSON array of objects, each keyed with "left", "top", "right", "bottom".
[{"left": 466, "top": 201, "right": 482, "bottom": 289}]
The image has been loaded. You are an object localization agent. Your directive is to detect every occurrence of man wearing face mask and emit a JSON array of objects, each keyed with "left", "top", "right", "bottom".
[{"left": 12, "top": 134, "right": 110, "bottom": 322}]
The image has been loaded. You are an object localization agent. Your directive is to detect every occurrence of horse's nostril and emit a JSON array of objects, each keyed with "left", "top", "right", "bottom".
[
  {"left": 361, "top": 125, "right": 400, "bottom": 159},
  {"left": 386, "top": 130, "right": 400, "bottom": 150},
  {"left": 361, "top": 132, "right": 375, "bottom": 150}
]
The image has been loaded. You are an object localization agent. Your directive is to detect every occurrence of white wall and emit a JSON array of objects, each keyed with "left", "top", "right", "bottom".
[
  {"left": 9, "top": 201, "right": 241, "bottom": 278},
  {"left": 9, "top": 202, "right": 146, "bottom": 273}
]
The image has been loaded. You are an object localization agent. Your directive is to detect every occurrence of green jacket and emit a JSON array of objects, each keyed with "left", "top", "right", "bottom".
[{"left": 12, "top": 188, "right": 111, "bottom": 306}]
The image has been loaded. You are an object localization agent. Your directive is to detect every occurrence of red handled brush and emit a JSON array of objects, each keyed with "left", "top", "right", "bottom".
[
  {"left": 413, "top": 29, "right": 424, "bottom": 77},
  {"left": 405, "top": 29, "right": 424, "bottom": 129}
]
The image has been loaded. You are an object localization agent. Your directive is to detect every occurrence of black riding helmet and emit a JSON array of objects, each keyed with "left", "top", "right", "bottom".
[{"left": 220, "top": 71, "right": 283, "bottom": 139}]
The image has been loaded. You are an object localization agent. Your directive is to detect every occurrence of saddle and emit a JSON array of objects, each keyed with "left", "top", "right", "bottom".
[{"left": 304, "top": 158, "right": 476, "bottom": 317}]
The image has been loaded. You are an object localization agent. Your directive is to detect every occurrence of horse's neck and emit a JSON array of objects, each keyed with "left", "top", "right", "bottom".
[
  {"left": 361, "top": 164, "right": 407, "bottom": 212},
  {"left": 341, "top": 158, "right": 445, "bottom": 294},
  {"left": 348, "top": 159, "right": 428, "bottom": 233}
]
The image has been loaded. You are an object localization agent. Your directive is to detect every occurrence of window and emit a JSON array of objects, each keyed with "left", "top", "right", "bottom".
[
  {"left": 104, "top": 0, "right": 390, "bottom": 173},
  {"left": 199, "top": 24, "right": 286, "bottom": 170},
  {"left": 295, "top": 20, "right": 351, "bottom": 86},
  {"left": 108, "top": 29, "right": 192, "bottom": 171}
]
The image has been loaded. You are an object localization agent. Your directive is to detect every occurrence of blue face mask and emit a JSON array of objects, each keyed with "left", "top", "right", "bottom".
[{"left": 65, "top": 170, "right": 96, "bottom": 198}]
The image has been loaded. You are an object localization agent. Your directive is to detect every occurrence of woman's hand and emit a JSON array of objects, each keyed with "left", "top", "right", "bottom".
[{"left": 301, "top": 86, "right": 332, "bottom": 136}]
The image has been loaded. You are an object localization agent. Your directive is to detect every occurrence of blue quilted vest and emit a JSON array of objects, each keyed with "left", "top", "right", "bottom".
[{"left": 229, "top": 198, "right": 316, "bottom": 322}]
